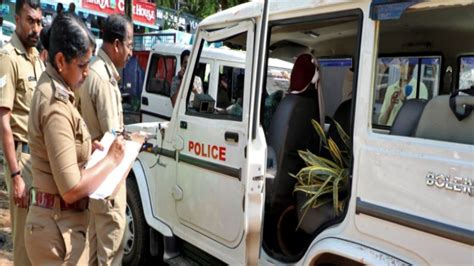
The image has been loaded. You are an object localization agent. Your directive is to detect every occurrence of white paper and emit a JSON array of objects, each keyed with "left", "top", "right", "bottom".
[{"left": 88, "top": 132, "right": 141, "bottom": 199}]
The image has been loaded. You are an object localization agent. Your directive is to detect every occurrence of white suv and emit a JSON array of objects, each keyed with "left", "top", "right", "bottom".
[{"left": 123, "top": 1, "right": 474, "bottom": 265}]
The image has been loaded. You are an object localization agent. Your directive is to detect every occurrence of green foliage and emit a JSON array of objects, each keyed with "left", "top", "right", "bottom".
[
  {"left": 293, "top": 119, "right": 351, "bottom": 229},
  {"left": 156, "top": 0, "right": 248, "bottom": 19}
]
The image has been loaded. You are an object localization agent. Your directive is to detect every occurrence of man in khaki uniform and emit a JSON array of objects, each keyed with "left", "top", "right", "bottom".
[
  {"left": 0, "top": 1, "right": 43, "bottom": 265},
  {"left": 80, "top": 14, "right": 133, "bottom": 266}
]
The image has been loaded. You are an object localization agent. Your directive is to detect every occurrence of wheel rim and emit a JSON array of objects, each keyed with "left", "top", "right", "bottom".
[{"left": 123, "top": 203, "right": 135, "bottom": 255}]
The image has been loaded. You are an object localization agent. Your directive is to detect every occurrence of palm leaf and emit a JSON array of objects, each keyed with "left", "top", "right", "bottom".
[
  {"left": 333, "top": 120, "right": 351, "bottom": 149},
  {"left": 298, "top": 150, "right": 340, "bottom": 169},
  {"left": 311, "top": 119, "right": 327, "bottom": 147},
  {"left": 328, "top": 138, "right": 343, "bottom": 167}
]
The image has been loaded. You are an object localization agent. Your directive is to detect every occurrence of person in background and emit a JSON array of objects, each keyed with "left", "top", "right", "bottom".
[
  {"left": 79, "top": 14, "right": 133, "bottom": 266},
  {"left": 170, "top": 49, "right": 202, "bottom": 107},
  {"left": 68, "top": 2, "right": 76, "bottom": 15},
  {"left": 378, "top": 63, "right": 428, "bottom": 126},
  {"left": 0, "top": 1, "right": 43, "bottom": 265},
  {"left": 25, "top": 13, "right": 125, "bottom": 264},
  {"left": 216, "top": 74, "right": 231, "bottom": 108},
  {"left": 224, "top": 73, "right": 245, "bottom": 116},
  {"left": 53, "top": 2, "right": 63, "bottom": 19},
  {"left": 37, "top": 25, "right": 50, "bottom": 64}
]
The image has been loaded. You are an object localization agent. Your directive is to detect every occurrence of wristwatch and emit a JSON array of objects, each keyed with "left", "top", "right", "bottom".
[{"left": 10, "top": 170, "right": 21, "bottom": 178}]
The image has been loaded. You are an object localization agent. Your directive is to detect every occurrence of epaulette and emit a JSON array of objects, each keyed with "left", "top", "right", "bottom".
[
  {"left": 0, "top": 43, "right": 14, "bottom": 55},
  {"left": 53, "top": 83, "right": 72, "bottom": 103},
  {"left": 0, "top": 48, "right": 10, "bottom": 56}
]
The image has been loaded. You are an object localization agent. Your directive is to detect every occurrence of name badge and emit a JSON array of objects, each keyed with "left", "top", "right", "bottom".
[{"left": 28, "top": 76, "right": 36, "bottom": 82}]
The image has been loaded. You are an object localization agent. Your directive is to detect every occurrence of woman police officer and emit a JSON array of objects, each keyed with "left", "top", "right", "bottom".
[{"left": 25, "top": 13, "right": 125, "bottom": 264}]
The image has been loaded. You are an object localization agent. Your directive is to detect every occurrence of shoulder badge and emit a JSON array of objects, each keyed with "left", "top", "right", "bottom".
[{"left": 54, "top": 84, "right": 71, "bottom": 103}]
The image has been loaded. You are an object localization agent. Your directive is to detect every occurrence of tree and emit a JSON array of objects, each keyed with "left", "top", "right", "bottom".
[
  {"left": 155, "top": 0, "right": 248, "bottom": 19},
  {"left": 125, "top": 0, "right": 133, "bottom": 21}
]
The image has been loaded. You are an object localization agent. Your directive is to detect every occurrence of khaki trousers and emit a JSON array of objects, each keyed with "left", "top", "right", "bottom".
[
  {"left": 24, "top": 205, "right": 89, "bottom": 265},
  {"left": 5, "top": 151, "right": 32, "bottom": 266},
  {"left": 88, "top": 183, "right": 126, "bottom": 266}
]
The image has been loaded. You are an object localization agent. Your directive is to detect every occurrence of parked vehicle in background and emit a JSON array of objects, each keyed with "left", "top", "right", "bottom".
[
  {"left": 123, "top": 0, "right": 474, "bottom": 265},
  {"left": 140, "top": 42, "right": 293, "bottom": 122},
  {"left": 0, "top": 20, "right": 15, "bottom": 47}
]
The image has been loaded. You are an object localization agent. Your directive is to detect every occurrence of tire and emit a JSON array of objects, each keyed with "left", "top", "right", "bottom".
[{"left": 123, "top": 176, "right": 158, "bottom": 265}]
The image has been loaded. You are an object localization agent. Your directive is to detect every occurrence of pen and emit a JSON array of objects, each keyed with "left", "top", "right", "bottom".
[{"left": 112, "top": 128, "right": 130, "bottom": 140}]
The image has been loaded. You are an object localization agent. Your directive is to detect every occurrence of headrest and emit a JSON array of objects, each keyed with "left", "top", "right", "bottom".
[
  {"left": 289, "top": 54, "right": 319, "bottom": 94},
  {"left": 415, "top": 95, "right": 474, "bottom": 145}
]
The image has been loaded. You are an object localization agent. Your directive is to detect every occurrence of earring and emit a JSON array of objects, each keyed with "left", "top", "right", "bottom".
[{"left": 59, "top": 68, "right": 62, "bottom": 72}]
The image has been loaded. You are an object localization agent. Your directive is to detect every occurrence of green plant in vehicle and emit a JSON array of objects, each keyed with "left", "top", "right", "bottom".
[{"left": 293, "top": 119, "right": 351, "bottom": 229}]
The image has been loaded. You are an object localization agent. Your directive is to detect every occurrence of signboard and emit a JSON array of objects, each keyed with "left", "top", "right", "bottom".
[
  {"left": 81, "top": 0, "right": 156, "bottom": 26},
  {"left": 156, "top": 7, "right": 200, "bottom": 33}
]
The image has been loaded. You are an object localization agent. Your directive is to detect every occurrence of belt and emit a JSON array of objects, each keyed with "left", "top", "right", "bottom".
[
  {"left": 30, "top": 190, "right": 88, "bottom": 211},
  {"left": 14, "top": 141, "right": 30, "bottom": 154}
]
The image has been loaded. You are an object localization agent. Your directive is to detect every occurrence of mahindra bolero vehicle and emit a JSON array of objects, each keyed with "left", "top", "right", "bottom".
[{"left": 122, "top": 0, "right": 474, "bottom": 265}]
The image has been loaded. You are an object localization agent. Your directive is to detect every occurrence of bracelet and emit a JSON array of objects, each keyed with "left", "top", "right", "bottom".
[{"left": 10, "top": 170, "right": 21, "bottom": 178}]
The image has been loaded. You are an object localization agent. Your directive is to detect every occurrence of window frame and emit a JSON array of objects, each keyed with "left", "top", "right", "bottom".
[
  {"left": 144, "top": 53, "right": 177, "bottom": 97},
  {"left": 371, "top": 52, "right": 444, "bottom": 130},
  {"left": 183, "top": 21, "right": 254, "bottom": 123}
]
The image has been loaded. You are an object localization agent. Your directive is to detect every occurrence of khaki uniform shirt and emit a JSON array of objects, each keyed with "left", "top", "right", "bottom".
[
  {"left": 0, "top": 33, "right": 44, "bottom": 142},
  {"left": 80, "top": 49, "right": 123, "bottom": 141},
  {"left": 28, "top": 64, "right": 91, "bottom": 196}
]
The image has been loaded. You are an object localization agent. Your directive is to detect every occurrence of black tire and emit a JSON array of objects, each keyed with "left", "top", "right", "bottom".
[{"left": 123, "top": 176, "right": 160, "bottom": 265}]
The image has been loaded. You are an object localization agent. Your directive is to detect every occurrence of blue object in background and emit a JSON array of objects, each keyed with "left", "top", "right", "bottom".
[
  {"left": 405, "top": 84, "right": 413, "bottom": 96},
  {"left": 122, "top": 56, "right": 145, "bottom": 97}
]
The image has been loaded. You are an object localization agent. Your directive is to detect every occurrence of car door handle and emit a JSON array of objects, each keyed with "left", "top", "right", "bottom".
[
  {"left": 225, "top": 132, "right": 239, "bottom": 143},
  {"left": 141, "top": 97, "right": 149, "bottom": 106}
]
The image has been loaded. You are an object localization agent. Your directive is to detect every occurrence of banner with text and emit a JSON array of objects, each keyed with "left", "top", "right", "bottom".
[{"left": 82, "top": 0, "right": 156, "bottom": 26}]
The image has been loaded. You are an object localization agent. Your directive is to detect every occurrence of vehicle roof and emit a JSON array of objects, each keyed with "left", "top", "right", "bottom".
[
  {"left": 199, "top": 0, "right": 360, "bottom": 27},
  {"left": 151, "top": 42, "right": 293, "bottom": 70},
  {"left": 199, "top": 0, "right": 473, "bottom": 28}
]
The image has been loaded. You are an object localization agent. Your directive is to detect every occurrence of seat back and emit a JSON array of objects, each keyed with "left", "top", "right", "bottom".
[
  {"left": 328, "top": 99, "right": 352, "bottom": 146},
  {"left": 390, "top": 99, "right": 427, "bottom": 136},
  {"left": 266, "top": 54, "right": 320, "bottom": 210},
  {"left": 415, "top": 95, "right": 474, "bottom": 144}
]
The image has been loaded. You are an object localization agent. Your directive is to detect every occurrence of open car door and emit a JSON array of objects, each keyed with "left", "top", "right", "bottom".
[{"left": 172, "top": 1, "right": 267, "bottom": 263}]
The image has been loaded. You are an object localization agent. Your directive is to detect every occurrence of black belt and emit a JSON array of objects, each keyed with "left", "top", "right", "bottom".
[{"left": 14, "top": 141, "right": 30, "bottom": 154}]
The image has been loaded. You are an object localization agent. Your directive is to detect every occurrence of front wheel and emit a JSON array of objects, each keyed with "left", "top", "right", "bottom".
[{"left": 122, "top": 176, "right": 162, "bottom": 265}]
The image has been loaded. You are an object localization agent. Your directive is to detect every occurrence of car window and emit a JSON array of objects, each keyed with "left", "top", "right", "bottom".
[
  {"left": 459, "top": 56, "right": 474, "bottom": 90},
  {"left": 145, "top": 54, "right": 176, "bottom": 96},
  {"left": 372, "top": 56, "right": 441, "bottom": 127},
  {"left": 370, "top": 4, "right": 473, "bottom": 145},
  {"left": 185, "top": 30, "right": 248, "bottom": 122}
]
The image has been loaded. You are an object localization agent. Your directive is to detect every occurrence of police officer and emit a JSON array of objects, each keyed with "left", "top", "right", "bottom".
[
  {"left": 25, "top": 13, "right": 125, "bottom": 264},
  {"left": 0, "top": 1, "right": 43, "bottom": 265},
  {"left": 80, "top": 14, "right": 133, "bottom": 266}
]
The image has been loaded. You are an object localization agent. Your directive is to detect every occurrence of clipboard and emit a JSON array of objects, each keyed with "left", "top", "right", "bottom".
[{"left": 87, "top": 132, "right": 144, "bottom": 199}]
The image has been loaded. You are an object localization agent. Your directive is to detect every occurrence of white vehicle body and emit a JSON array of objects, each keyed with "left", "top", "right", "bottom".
[
  {"left": 0, "top": 20, "right": 15, "bottom": 47},
  {"left": 123, "top": 1, "right": 474, "bottom": 265},
  {"left": 140, "top": 42, "right": 293, "bottom": 122}
]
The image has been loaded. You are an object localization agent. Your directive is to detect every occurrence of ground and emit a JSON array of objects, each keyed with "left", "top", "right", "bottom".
[{"left": 0, "top": 161, "right": 13, "bottom": 265}]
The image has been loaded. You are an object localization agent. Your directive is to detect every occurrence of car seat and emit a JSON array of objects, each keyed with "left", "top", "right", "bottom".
[
  {"left": 328, "top": 99, "right": 352, "bottom": 146},
  {"left": 266, "top": 54, "right": 322, "bottom": 211},
  {"left": 415, "top": 91, "right": 474, "bottom": 144},
  {"left": 390, "top": 99, "right": 427, "bottom": 136}
]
